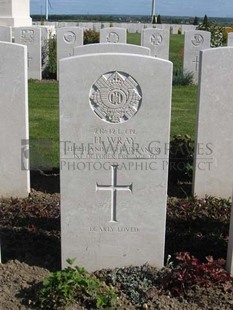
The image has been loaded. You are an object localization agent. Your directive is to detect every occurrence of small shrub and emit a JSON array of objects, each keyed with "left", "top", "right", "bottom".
[
  {"left": 43, "top": 32, "right": 57, "bottom": 79},
  {"left": 158, "top": 252, "right": 233, "bottom": 297},
  {"left": 84, "top": 29, "right": 100, "bottom": 44},
  {"left": 197, "top": 22, "right": 224, "bottom": 47},
  {"left": 37, "top": 259, "right": 117, "bottom": 309},
  {"left": 172, "top": 69, "right": 193, "bottom": 86}
]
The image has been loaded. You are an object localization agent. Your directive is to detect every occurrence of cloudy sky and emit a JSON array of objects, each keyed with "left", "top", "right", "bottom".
[{"left": 30, "top": 0, "right": 233, "bottom": 17}]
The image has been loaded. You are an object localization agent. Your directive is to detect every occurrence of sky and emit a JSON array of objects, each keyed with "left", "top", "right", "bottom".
[{"left": 30, "top": 0, "right": 233, "bottom": 18}]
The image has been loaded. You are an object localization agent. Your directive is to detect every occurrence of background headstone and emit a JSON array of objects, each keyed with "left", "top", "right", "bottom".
[
  {"left": 227, "top": 32, "right": 233, "bottom": 46},
  {"left": 100, "top": 27, "right": 127, "bottom": 43},
  {"left": 171, "top": 25, "right": 180, "bottom": 34},
  {"left": 193, "top": 47, "right": 233, "bottom": 198},
  {"left": 0, "top": 0, "right": 32, "bottom": 27},
  {"left": 0, "top": 26, "right": 12, "bottom": 42},
  {"left": 0, "top": 42, "right": 30, "bottom": 197},
  {"left": 14, "top": 26, "right": 42, "bottom": 80},
  {"left": 141, "top": 28, "right": 170, "bottom": 59},
  {"left": 73, "top": 43, "right": 150, "bottom": 56},
  {"left": 182, "top": 25, "right": 197, "bottom": 35},
  {"left": 57, "top": 27, "right": 83, "bottom": 72},
  {"left": 60, "top": 53, "right": 172, "bottom": 271},
  {"left": 183, "top": 30, "right": 211, "bottom": 83}
]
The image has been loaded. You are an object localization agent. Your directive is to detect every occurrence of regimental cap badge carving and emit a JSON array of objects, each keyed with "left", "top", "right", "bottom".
[
  {"left": 89, "top": 71, "right": 142, "bottom": 124},
  {"left": 20, "top": 29, "right": 34, "bottom": 44},
  {"left": 191, "top": 34, "right": 204, "bottom": 46},
  {"left": 150, "top": 34, "right": 163, "bottom": 46},
  {"left": 106, "top": 32, "right": 119, "bottom": 43},
  {"left": 63, "top": 31, "right": 76, "bottom": 44}
]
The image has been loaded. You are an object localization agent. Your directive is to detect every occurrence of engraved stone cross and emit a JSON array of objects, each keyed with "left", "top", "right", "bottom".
[
  {"left": 96, "top": 165, "right": 133, "bottom": 222},
  {"left": 27, "top": 52, "right": 33, "bottom": 69},
  {"left": 192, "top": 56, "right": 199, "bottom": 71}
]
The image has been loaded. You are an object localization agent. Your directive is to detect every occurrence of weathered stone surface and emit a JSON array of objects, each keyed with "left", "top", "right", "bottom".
[
  {"left": 60, "top": 53, "right": 172, "bottom": 271},
  {"left": 141, "top": 28, "right": 170, "bottom": 59},
  {"left": 193, "top": 47, "right": 233, "bottom": 198},
  {"left": 14, "top": 26, "right": 42, "bottom": 80},
  {"left": 73, "top": 43, "right": 150, "bottom": 56},
  {"left": 183, "top": 30, "right": 210, "bottom": 83},
  {"left": 0, "top": 42, "right": 30, "bottom": 197}
]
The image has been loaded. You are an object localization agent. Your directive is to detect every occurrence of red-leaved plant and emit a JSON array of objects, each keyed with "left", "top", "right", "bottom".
[{"left": 158, "top": 252, "right": 233, "bottom": 297}]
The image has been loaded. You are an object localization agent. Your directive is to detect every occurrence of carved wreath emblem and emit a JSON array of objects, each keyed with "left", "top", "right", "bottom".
[{"left": 89, "top": 71, "right": 142, "bottom": 123}]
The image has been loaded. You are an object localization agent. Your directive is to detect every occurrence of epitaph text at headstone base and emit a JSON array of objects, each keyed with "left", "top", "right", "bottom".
[
  {"left": 99, "top": 27, "right": 127, "bottom": 44},
  {"left": 14, "top": 26, "right": 42, "bottom": 80},
  {"left": 0, "top": 42, "right": 30, "bottom": 197},
  {"left": 193, "top": 47, "right": 233, "bottom": 198},
  {"left": 183, "top": 30, "right": 211, "bottom": 84},
  {"left": 141, "top": 28, "right": 170, "bottom": 59},
  {"left": 60, "top": 53, "right": 172, "bottom": 271}
]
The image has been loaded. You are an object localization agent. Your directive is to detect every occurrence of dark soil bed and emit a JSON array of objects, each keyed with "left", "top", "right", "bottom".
[{"left": 0, "top": 189, "right": 233, "bottom": 309}]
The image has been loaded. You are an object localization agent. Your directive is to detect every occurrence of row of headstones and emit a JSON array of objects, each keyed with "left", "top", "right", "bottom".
[
  {"left": 2, "top": 24, "right": 231, "bottom": 84},
  {"left": 1, "top": 40, "right": 233, "bottom": 274},
  {"left": 33, "top": 21, "right": 196, "bottom": 35},
  {"left": 0, "top": 25, "right": 170, "bottom": 80}
]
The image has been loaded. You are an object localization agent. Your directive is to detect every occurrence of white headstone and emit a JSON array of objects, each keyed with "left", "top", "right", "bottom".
[
  {"left": 141, "top": 28, "right": 170, "bottom": 59},
  {"left": 0, "top": 26, "right": 11, "bottom": 41},
  {"left": 0, "top": 42, "right": 30, "bottom": 197},
  {"left": 227, "top": 197, "right": 233, "bottom": 275},
  {"left": 182, "top": 25, "right": 197, "bottom": 35},
  {"left": 57, "top": 27, "right": 83, "bottom": 61},
  {"left": 227, "top": 32, "right": 233, "bottom": 46},
  {"left": 93, "top": 23, "right": 101, "bottom": 32},
  {"left": 60, "top": 53, "right": 172, "bottom": 271},
  {"left": 0, "top": 0, "right": 32, "bottom": 27},
  {"left": 73, "top": 43, "right": 150, "bottom": 56},
  {"left": 193, "top": 47, "right": 233, "bottom": 198},
  {"left": 161, "top": 24, "right": 170, "bottom": 32},
  {"left": 100, "top": 27, "right": 127, "bottom": 44},
  {"left": 171, "top": 25, "right": 180, "bottom": 35},
  {"left": 127, "top": 23, "right": 137, "bottom": 33},
  {"left": 14, "top": 26, "right": 42, "bottom": 80},
  {"left": 183, "top": 30, "right": 211, "bottom": 84}
]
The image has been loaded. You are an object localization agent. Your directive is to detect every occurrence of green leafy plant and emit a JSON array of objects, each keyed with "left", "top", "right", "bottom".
[
  {"left": 158, "top": 252, "right": 233, "bottom": 297},
  {"left": 42, "top": 32, "right": 57, "bottom": 79},
  {"left": 38, "top": 258, "right": 117, "bottom": 309},
  {"left": 197, "top": 21, "right": 224, "bottom": 47},
  {"left": 84, "top": 29, "right": 99, "bottom": 44},
  {"left": 47, "top": 32, "right": 57, "bottom": 78},
  {"left": 172, "top": 69, "right": 194, "bottom": 86}
]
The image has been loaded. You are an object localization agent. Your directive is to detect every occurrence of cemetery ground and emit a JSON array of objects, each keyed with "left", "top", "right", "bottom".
[
  {"left": 1, "top": 80, "right": 233, "bottom": 309},
  {"left": 1, "top": 34, "right": 233, "bottom": 309}
]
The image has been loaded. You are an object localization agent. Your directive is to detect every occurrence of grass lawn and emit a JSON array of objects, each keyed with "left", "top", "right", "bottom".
[
  {"left": 29, "top": 34, "right": 196, "bottom": 169},
  {"left": 29, "top": 81, "right": 197, "bottom": 169}
]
